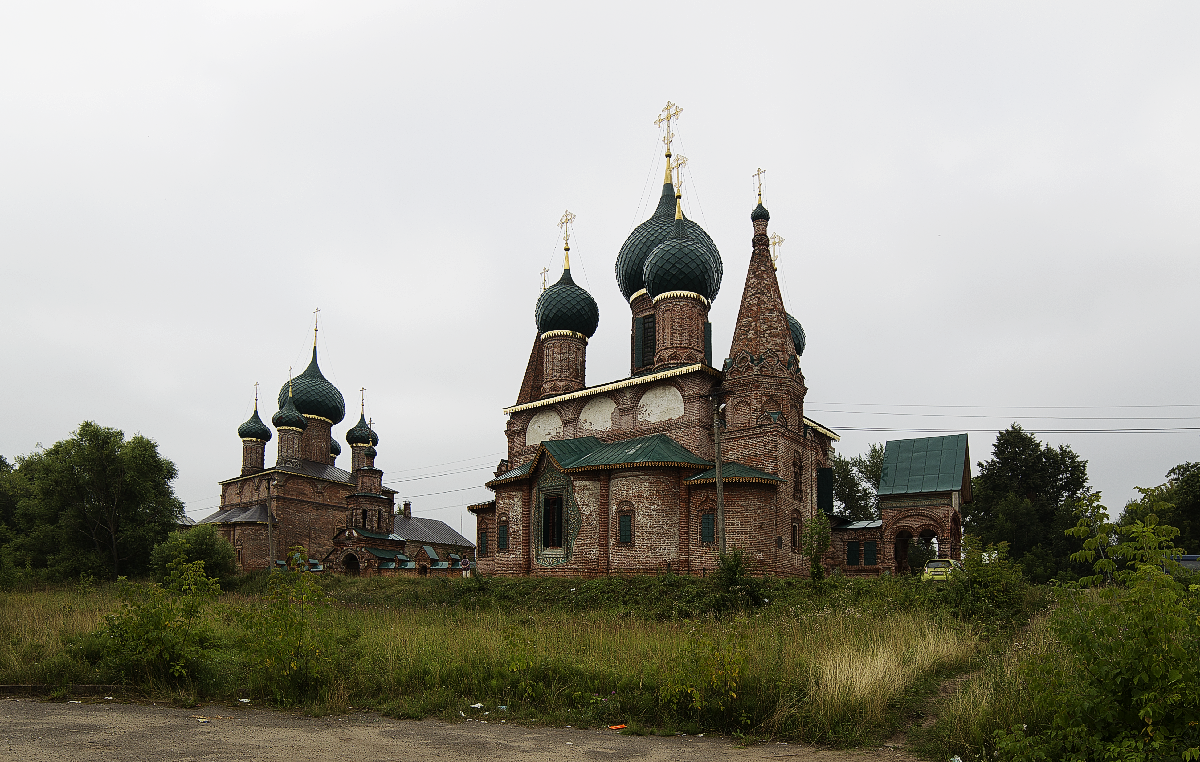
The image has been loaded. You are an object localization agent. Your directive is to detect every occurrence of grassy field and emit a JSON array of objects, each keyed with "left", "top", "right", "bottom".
[{"left": 0, "top": 570, "right": 1020, "bottom": 749}]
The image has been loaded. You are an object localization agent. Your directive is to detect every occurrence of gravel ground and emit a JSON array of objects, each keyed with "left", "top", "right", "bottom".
[{"left": 0, "top": 698, "right": 924, "bottom": 762}]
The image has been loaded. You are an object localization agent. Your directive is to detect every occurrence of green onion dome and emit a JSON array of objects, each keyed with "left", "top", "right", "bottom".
[
  {"left": 364, "top": 445, "right": 378, "bottom": 459},
  {"left": 786, "top": 312, "right": 806, "bottom": 356},
  {"left": 751, "top": 202, "right": 770, "bottom": 222},
  {"left": 237, "top": 407, "right": 272, "bottom": 442},
  {"left": 534, "top": 268, "right": 599, "bottom": 338},
  {"left": 276, "top": 347, "right": 345, "bottom": 425},
  {"left": 330, "top": 439, "right": 342, "bottom": 457},
  {"left": 272, "top": 393, "right": 308, "bottom": 430},
  {"left": 346, "top": 412, "right": 378, "bottom": 446},
  {"left": 643, "top": 218, "right": 721, "bottom": 301},
  {"left": 615, "top": 182, "right": 722, "bottom": 301}
]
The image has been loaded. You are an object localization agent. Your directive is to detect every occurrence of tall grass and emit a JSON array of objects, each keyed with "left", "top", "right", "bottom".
[{"left": 0, "top": 576, "right": 981, "bottom": 745}]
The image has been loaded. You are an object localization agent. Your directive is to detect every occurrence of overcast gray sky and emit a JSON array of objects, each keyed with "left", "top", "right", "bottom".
[{"left": 2, "top": 2, "right": 1197, "bottom": 532}]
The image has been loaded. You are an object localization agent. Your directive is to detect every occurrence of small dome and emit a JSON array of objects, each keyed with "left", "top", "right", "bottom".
[
  {"left": 363, "top": 445, "right": 378, "bottom": 459},
  {"left": 643, "top": 219, "right": 721, "bottom": 301},
  {"left": 330, "top": 439, "right": 342, "bottom": 457},
  {"left": 276, "top": 347, "right": 346, "bottom": 425},
  {"left": 534, "top": 268, "right": 599, "bottom": 338},
  {"left": 615, "top": 183, "right": 722, "bottom": 301},
  {"left": 346, "top": 412, "right": 378, "bottom": 446},
  {"left": 272, "top": 393, "right": 308, "bottom": 430},
  {"left": 786, "top": 312, "right": 806, "bottom": 356},
  {"left": 237, "top": 407, "right": 272, "bottom": 442},
  {"left": 751, "top": 203, "right": 770, "bottom": 222}
]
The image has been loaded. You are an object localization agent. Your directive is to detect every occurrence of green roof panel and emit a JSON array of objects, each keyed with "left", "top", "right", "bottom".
[
  {"left": 877, "top": 434, "right": 970, "bottom": 496},
  {"left": 566, "top": 433, "right": 710, "bottom": 470},
  {"left": 686, "top": 462, "right": 782, "bottom": 484}
]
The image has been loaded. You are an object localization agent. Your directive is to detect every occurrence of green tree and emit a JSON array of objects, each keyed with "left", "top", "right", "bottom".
[
  {"left": 150, "top": 524, "right": 237, "bottom": 582},
  {"left": 800, "top": 510, "right": 831, "bottom": 580},
  {"left": 831, "top": 443, "right": 884, "bottom": 520},
  {"left": 1119, "top": 462, "right": 1200, "bottom": 554},
  {"left": 3, "top": 422, "right": 183, "bottom": 580},
  {"left": 965, "top": 425, "right": 1089, "bottom": 583}
]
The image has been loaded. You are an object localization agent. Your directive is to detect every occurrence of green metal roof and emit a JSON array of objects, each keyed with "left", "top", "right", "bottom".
[
  {"left": 541, "top": 437, "right": 602, "bottom": 468},
  {"left": 364, "top": 547, "right": 410, "bottom": 561},
  {"left": 488, "top": 434, "right": 711, "bottom": 489},
  {"left": 566, "top": 434, "right": 710, "bottom": 471},
  {"left": 686, "top": 462, "right": 783, "bottom": 485},
  {"left": 422, "top": 545, "right": 440, "bottom": 561},
  {"left": 877, "top": 434, "right": 970, "bottom": 496}
]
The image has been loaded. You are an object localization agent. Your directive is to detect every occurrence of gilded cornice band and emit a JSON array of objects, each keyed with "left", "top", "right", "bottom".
[
  {"left": 539, "top": 329, "right": 589, "bottom": 343},
  {"left": 651, "top": 290, "right": 709, "bottom": 307},
  {"left": 503, "top": 363, "right": 720, "bottom": 415}
]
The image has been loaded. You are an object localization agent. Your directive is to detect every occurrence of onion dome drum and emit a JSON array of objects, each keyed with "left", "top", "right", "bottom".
[
  {"left": 346, "top": 412, "right": 378, "bottom": 446},
  {"left": 237, "top": 408, "right": 272, "bottom": 441},
  {"left": 330, "top": 439, "right": 342, "bottom": 457},
  {"left": 272, "top": 393, "right": 308, "bottom": 430},
  {"left": 615, "top": 183, "right": 722, "bottom": 301},
  {"left": 276, "top": 347, "right": 346, "bottom": 424},
  {"left": 786, "top": 312, "right": 806, "bottom": 356},
  {"left": 534, "top": 268, "right": 599, "bottom": 338},
  {"left": 642, "top": 218, "right": 722, "bottom": 301}
]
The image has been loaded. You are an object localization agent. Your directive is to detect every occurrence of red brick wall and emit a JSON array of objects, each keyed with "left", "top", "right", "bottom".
[{"left": 540, "top": 333, "right": 587, "bottom": 397}]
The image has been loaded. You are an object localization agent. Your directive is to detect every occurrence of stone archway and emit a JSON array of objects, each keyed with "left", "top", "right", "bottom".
[{"left": 342, "top": 553, "right": 361, "bottom": 577}]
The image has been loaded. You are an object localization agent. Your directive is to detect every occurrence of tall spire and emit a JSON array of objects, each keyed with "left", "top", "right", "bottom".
[
  {"left": 727, "top": 187, "right": 794, "bottom": 369},
  {"left": 312, "top": 307, "right": 320, "bottom": 348}
]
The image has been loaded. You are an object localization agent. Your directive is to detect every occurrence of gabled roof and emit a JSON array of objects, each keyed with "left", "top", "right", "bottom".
[
  {"left": 199, "top": 504, "right": 271, "bottom": 524},
  {"left": 363, "top": 547, "right": 410, "bottom": 561},
  {"left": 686, "top": 462, "right": 782, "bottom": 485},
  {"left": 877, "top": 434, "right": 971, "bottom": 499},
  {"left": 503, "top": 363, "right": 720, "bottom": 415},
  {"left": 393, "top": 515, "right": 475, "bottom": 548},
  {"left": 565, "top": 434, "right": 709, "bottom": 471},
  {"left": 487, "top": 434, "right": 711, "bottom": 489},
  {"left": 342, "top": 527, "right": 404, "bottom": 542}
]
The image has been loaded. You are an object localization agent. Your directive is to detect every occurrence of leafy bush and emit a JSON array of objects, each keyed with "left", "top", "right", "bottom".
[
  {"left": 237, "top": 547, "right": 355, "bottom": 705},
  {"left": 709, "top": 550, "right": 766, "bottom": 613},
  {"left": 992, "top": 516, "right": 1200, "bottom": 761},
  {"left": 97, "top": 557, "right": 221, "bottom": 683},
  {"left": 149, "top": 524, "right": 236, "bottom": 582},
  {"left": 939, "top": 536, "right": 1033, "bottom": 630}
]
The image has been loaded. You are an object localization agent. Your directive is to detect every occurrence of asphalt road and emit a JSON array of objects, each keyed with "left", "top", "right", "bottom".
[{"left": 0, "top": 698, "right": 922, "bottom": 762}]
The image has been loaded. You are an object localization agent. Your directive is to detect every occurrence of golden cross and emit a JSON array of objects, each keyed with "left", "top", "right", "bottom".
[
  {"left": 752, "top": 167, "right": 766, "bottom": 203},
  {"left": 769, "top": 233, "right": 785, "bottom": 267},
  {"left": 671, "top": 154, "right": 688, "bottom": 189},
  {"left": 540, "top": 266, "right": 549, "bottom": 290},
  {"left": 313, "top": 307, "right": 321, "bottom": 346},
  {"left": 558, "top": 209, "right": 576, "bottom": 269},
  {"left": 654, "top": 101, "right": 683, "bottom": 156},
  {"left": 253, "top": 381, "right": 259, "bottom": 408},
  {"left": 360, "top": 387, "right": 366, "bottom": 413}
]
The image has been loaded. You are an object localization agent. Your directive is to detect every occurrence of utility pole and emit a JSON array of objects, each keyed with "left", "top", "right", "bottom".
[
  {"left": 713, "top": 396, "right": 726, "bottom": 554},
  {"left": 266, "top": 476, "right": 277, "bottom": 571}
]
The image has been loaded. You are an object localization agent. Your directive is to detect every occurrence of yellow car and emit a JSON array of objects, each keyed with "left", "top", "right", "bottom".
[{"left": 921, "top": 559, "right": 958, "bottom": 582}]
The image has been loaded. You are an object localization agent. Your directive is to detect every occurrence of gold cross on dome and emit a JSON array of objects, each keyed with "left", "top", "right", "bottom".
[
  {"left": 360, "top": 387, "right": 366, "bottom": 413},
  {"left": 253, "top": 381, "right": 259, "bottom": 404},
  {"left": 769, "top": 233, "right": 785, "bottom": 267},
  {"left": 312, "top": 307, "right": 321, "bottom": 346},
  {"left": 540, "top": 266, "right": 549, "bottom": 290},
  {"left": 671, "top": 154, "right": 688, "bottom": 188},
  {"left": 654, "top": 101, "right": 683, "bottom": 155},
  {"left": 752, "top": 167, "right": 766, "bottom": 203},
  {"left": 558, "top": 210, "right": 576, "bottom": 269}
]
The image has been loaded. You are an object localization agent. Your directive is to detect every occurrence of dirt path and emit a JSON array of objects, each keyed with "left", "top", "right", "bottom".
[{"left": 0, "top": 698, "right": 924, "bottom": 762}]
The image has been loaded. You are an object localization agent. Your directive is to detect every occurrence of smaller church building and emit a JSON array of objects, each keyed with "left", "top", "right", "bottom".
[{"left": 201, "top": 343, "right": 475, "bottom": 576}]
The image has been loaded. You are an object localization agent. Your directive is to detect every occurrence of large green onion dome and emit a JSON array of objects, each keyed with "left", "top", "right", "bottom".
[
  {"left": 615, "top": 182, "right": 722, "bottom": 301},
  {"left": 346, "top": 412, "right": 378, "bottom": 446},
  {"left": 276, "top": 347, "right": 345, "bottom": 424},
  {"left": 272, "top": 392, "right": 308, "bottom": 430},
  {"left": 330, "top": 439, "right": 342, "bottom": 457},
  {"left": 237, "top": 406, "right": 272, "bottom": 442},
  {"left": 534, "top": 267, "right": 599, "bottom": 338},
  {"left": 786, "top": 312, "right": 806, "bottom": 356},
  {"left": 751, "top": 202, "right": 770, "bottom": 222},
  {"left": 643, "top": 215, "right": 721, "bottom": 301}
]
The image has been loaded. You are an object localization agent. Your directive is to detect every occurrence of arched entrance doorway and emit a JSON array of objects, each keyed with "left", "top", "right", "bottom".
[
  {"left": 894, "top": 530, "right": 913, "bottom": 574},
  {"left": 342, "top": 553, "right": 360, "bottom": 577}
]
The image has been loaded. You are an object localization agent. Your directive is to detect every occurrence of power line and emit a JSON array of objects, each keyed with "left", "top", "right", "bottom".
[
  {"left": 808, "top": 409, "right": 1200, "bottom": 421},
  {"left": 808, "top": 402, "right": 1200, "bottom": 409},
  {"left": 833, "top": 426, "right": 1200, "bottom": 434}
]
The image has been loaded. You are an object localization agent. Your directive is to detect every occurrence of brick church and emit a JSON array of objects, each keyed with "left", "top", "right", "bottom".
[
  {"left": 201, "top": 341, "right": 475, "bottom": 575},
  {"left": 470, "top": 119, "right": 966, "bottom": 578}
]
